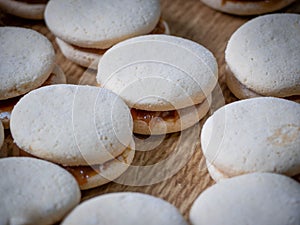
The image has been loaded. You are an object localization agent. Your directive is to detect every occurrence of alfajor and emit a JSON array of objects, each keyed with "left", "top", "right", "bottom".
[
  {"left": 0, "top": 26, "right": 66, "bottom": 129},
  {"left": 201, "top": 0, "right": 296, "bottom": 15},
  {"left": 0, "top": 157, "right": 80, "bottom": 225},
  {"left": 45, "top": 0, "right": 170, "bottom": 69},
  {"left": 62, "top": 192, "right": 188, "bottom": 225},
  {"left": 190, "top": 173, "right": 300, "bottom": 225},
  {"left": 10, "top": 84, "right": 135, "bottom": 190},
  {"left": 0, "top": 0, "right": 47, "bottom": 20},
  {"left": 201, "top": 97, "right": 300, "bottom": 182},
  {"left": 226, "top": 14, "right": 300, "bottom": 100},
  {"left": 97, "top": 34, "right": 218, "bottom": 135}
]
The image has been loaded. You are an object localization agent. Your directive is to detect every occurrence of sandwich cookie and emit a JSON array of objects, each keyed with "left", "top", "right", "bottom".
[
  {"left": 62, "top": 192, "right": 188, "bottom": 225},
  {"left": 0, "top": 26, "right": 66, "bottom": 129},
  {"left": 226, "top": 14, "right": 300, "bottom": 100},
  {"left": 201, "top": 0, "right": 296, "bottom": 15},
  {"left": 190, "top": 173, "right": 300, "bottom": 225},
  {"left": 0, "top": 122, "right": 3, "bottom": 149},
  {"left": 201, "top": 97, "right": 300, "bottom": 182},
  {"left": 97, "top": 35, "right": 218, "bottom": 135},
  {"left": 0, "top": 0, "right": 48, "bottom": 20},
  {"left": 10, "top": 84, "right": 135, "bottom": 190},
  {"left": 45, "top": 0, "right": 169, "bottom": 69},
  {"left": 0, "top": 157, "right": 80, "bottom": 225}
]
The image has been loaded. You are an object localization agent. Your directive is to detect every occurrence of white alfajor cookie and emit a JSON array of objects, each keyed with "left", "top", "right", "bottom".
[
  {"left": 97, "top": 34, "right": 218, "bottom": 134},
  {"left": 0, "top": 121, "right": 3, "bottom": 148},
  {"left": 45, "top": 0, "right": 169, "bottom": 68},
  {"left": 0, "top": 27, "right": 65, "bottom": 129},
  {"left": 0, "top": 0, "right": 47, "bottom": 20},
  {"left": 226, "top": 14, "right": 300, "bottom": 99},
  {"left": 190, "top": 173, "right": 300, "bottom": 225},
  {"left": 202, "top": 97, "right": 300, "bottom": 181},
  {"left": 0, "top": 157, "right": 80, "bottom": 225},
  {"left": 201, "top": 0, "right": 296, "bottom": 15},
  {"left": 0, "top": 26, "right": 55, "bottom": 100},
  {"left": 62, "top": 192, "right": 188, "bottom": 225},
  {"left": 10, "top": 84, "right": 134, "bottom": 189}
]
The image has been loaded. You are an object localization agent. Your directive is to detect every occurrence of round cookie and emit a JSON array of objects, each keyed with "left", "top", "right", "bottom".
[
  {"left": 0, "top": 157, "right": 80, "bottom": 225},
  {"left": 11, "top": 84, "right": 133, "bottom": 166},
  {"left": 200, "top": 0, "right": 296, "bottom": 15},
  {"left": 10, "top": 84, "right": 135, "bottom": 189},
  {"left": 226, "top": 14, "right": 300, "bottom": 99},
  {"left": 62, "top": 192, "right": 188, "bottom": 225},
  {"left": 201, "top": 97, "right": 300, "bottom": 180},
  {"left": 97, "top": 34, "right": 218, "bottom": 111},
  {"left": 0, "top": 26, "right": 55, "bottom": 100},
  {"left": 0, "top": 0, "right": 47, "bottom": 20},
  {"left": 45, "top": 0, "right": 161, "bottom": 49},
  {"left": 0, "top": 122, "right": 3, "bottom": 148},
  {"left": 97, "top": 34, "right": 217, "bottom": 134},
  {"left": 190, "top": 173, "right": 300, "bottom": 225}
]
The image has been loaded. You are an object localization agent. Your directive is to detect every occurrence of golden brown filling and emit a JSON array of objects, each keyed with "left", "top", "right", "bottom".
[
  {"left": 130, "top": 108, "right": 180, "bottom": 125},
  {"left": 65, "top": 166, "right": 99, "bottom": 186},
  {"left": 70, "top": 19, "right": 167, "bottom": 54},
  {"left": 18, "top": 148, "right": 131, "bottom": 186},
  {"left": 18, "top": 150, "right": 98, "bottom": 186},
  {"left": 15, "top": 0, "right": 48, "bottom": 4}
]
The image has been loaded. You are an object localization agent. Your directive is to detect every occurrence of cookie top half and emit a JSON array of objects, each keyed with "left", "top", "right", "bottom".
[
  {"left": 10, "top": 85, "right": 133, "bottom": 166},
  {"left": 0, "top": 27, "right": 55, "bottom": 100},
  {"left": 97, "top": 35, "right": 218, "bottom": 111},
  {"left": 201, "top": 97, "right": 300, "bottom": 177},
  {"left": 0, "top": 157, "right": 80, "bottom": 225},
  {"left": 45, "top": 0, "right": 161, "bottom": 49},
  {"left": 226, "top": 14, "right": 300, "bottom": 97}
]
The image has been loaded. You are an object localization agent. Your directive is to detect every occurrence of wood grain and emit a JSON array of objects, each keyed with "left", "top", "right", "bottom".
[{"left": 1, "top": 0, "right": 300, "bottom": 223}]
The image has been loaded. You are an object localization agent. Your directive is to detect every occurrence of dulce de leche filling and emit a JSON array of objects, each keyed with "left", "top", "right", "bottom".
[
  {"left": 130, "top": 108, "right": 180, "bottom": 125},
  {"left": 18, "top": 148, "right": 131, "bottom": 186}
]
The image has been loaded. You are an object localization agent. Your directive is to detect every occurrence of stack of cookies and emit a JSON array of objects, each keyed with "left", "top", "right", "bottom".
[{"left": 44, "top": 0, "right": 170, "bottom": 69}]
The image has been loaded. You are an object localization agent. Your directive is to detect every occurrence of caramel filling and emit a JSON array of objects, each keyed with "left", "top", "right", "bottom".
[
  {"left": 18, "top": 148, "right": 131, "bottom": 186},
  {"left": 131, "top": 108, "right": 180, "bottom": 125},
  {"left": 65, "top": 166, "right": 99, "bottom": 186},
  {"left": 15, "top": 0, "right": 48, "bottom": 4},
  {"left": 70, "top": 19, "right": 167, "bottom": 55}
]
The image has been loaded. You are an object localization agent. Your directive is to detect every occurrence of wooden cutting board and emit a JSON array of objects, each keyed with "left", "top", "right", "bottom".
[{"left": 1, "top": 0, "right": 300, "bottom": 222}]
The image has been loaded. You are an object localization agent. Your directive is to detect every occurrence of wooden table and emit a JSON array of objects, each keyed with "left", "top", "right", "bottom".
[{"left": 1, "top": 0, "right": 300, "bottom": 223}]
